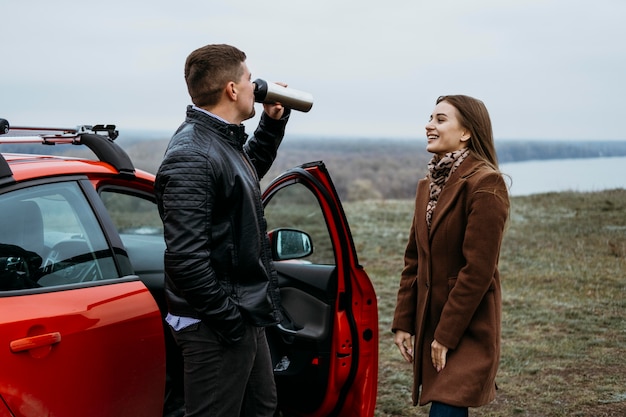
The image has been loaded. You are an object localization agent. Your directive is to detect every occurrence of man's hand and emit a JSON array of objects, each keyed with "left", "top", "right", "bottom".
[
  {"left": 393, "top": 330, "right": 414, "bottom": 363},
  {"left": 262, "top": 82, "right": 287, "bottom": 120}
]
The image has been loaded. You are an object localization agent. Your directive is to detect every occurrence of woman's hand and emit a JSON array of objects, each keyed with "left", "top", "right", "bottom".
[
  {"left": 393, "top": 330, "right": 414, "bottom": 363},
  {"left": 431, "top": 339, "right": 448, "bottom": 372}
]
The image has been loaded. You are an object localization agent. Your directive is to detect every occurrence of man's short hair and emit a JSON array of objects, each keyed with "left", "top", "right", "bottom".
[{"left": 184, "top": 44, "right": 247, "bottom": 107}]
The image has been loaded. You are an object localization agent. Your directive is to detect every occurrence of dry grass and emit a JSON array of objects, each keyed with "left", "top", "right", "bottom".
[{"left": 342, "top": 189, "right": 626, "bottom": 417}]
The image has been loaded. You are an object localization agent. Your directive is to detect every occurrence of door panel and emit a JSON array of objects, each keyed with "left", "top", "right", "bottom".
[
  {"left": 268, "top": 264, "right": 335, "bottom": 414},
  {"left": 263, "top": 162, "right": 378, "bottom": 417},
  {"left": 279, "top": 286, "right": 331, "bottom": 340},
  {"left": 0, "top": 281, "right": 165, "bottom": 417}
]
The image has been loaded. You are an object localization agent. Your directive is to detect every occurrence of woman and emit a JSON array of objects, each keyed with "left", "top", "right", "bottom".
[{"left": 392, "top": 95, "right": 510, "bottom": 417}]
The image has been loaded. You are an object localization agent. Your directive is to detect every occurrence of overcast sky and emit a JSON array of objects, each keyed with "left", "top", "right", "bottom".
[{"left": 2, "top": 0, "right": 625, "bottom": 141}]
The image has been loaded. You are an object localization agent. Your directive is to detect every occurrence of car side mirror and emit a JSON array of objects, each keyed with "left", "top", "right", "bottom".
[{"left": 268, "top": 228, "right": 313, "bottom": 261}]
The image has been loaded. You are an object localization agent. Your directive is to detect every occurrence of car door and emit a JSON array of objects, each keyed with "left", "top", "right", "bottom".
[
  {"left": 97, "top": 182, "right": 185, "bottom": 416},
  {"left": 262, "top": 161, "right": 379, "bottom": 417},
  {"left": 0, "top": 179, "right": 165, "bottom": 417}
]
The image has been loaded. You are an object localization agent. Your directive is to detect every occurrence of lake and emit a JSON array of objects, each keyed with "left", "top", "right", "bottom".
[{"left": 500, "top": 156, "right": 626, "bottom": 196}]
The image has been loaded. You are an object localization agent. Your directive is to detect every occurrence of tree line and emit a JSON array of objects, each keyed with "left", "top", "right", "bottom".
[
  {"left": 121, "top": 135, "right": 626, "bottom": 201},
  {"left": 7, "top": 133, "right": 624, "bottom": 202}
]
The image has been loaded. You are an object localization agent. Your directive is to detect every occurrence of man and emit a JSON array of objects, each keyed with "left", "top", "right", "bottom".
[{"left": 155, "top": 44, "right": 290, "bottom": 417}]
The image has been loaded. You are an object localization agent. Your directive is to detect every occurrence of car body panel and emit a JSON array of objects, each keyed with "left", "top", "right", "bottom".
[
  {"left": 0, "top": 280, "right": 165, "bottom": 417},
  {"left": 0, "top": 397, "right": 12, "bottom": 417},
  {"left": 3, "top": 153, "right": 121, "bottom": 182}
]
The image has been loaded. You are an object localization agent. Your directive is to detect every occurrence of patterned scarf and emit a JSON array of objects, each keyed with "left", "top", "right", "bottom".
[{"left": 426, "top": 148, "right": 470, "bottom": 229}]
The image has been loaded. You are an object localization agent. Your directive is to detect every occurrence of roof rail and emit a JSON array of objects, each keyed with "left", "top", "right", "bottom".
[{"left": 0, "top": 118, "right": 135, "bottom": 183}]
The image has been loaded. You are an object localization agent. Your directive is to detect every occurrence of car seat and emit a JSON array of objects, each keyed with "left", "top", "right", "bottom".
[{"left": 0, "top": 200, "right": 44, "bottom": 290}]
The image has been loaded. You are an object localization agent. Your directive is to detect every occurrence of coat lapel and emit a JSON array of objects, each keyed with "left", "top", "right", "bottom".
[
  {"left": 415, "top": 178, "right": 431, "bottom": 250},
  {"left": 428, "top": 156, "right": 479, "bottom": 239}
]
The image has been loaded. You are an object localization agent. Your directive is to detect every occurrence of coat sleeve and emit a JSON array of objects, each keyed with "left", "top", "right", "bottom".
[
  {"left": 434, "top": 170, "right": 509, "bottom": 349},
  {"left": 244, "top": 109, "right": 291, "bottom": 179},
  {"left": 392, "top": 211, "right": 419, "bottom": 334},
  {"left": 156, "top": 148, "right": 245, "bottom": 344}
]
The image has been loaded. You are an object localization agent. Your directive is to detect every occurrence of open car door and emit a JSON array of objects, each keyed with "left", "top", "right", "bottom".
[{"left": 263, "top": 161, "right": 378, "bottom": 417}]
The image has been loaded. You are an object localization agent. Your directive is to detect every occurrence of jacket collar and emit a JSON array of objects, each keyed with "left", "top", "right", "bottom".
[{"left": 185, "top": 105, "right": 248, "bottom": 147}]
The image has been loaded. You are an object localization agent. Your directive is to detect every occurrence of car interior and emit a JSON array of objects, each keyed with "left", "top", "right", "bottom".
[{"left": 0, "top": 184, "right": 120, "bottom": 291}]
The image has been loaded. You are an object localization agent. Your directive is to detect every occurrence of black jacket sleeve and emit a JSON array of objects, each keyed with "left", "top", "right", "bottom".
[{"left": 245, "top": 109, "right": 291, "bottom": 179}]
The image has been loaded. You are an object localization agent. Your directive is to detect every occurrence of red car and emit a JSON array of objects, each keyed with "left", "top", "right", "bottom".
[{"left": 0, "top": 120, "right": 378, "bottom": 417}]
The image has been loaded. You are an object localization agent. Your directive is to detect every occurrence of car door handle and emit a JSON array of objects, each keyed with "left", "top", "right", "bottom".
[
  {"left": 10, "top": 332, "right": 62, "bottom": 353},
  {"left": 277, "top": 323, "right": 299, "bottom": 335}
]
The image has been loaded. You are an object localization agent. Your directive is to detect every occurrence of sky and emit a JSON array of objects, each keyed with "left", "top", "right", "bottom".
[{"left": 2, "top": 0, "right": 625, "bottom": 141}]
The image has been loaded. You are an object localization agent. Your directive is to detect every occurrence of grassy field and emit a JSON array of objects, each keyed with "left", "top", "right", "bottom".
[
  {"left": 118, "top": 139, "right": 626, "bottom": 415},
  {"left": 342, "top": 189, "right": 626, "bottom": 417}
]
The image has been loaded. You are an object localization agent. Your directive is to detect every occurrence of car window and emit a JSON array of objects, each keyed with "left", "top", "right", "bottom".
[
  {"left": 99, "top": 190, "right": 163, "bottom": 236},
  {"left": 0, "top": 182, "right": 118, "bottom": 290},
  {"left": 99, "top": 189, "right": 165, "bottom": 280},
  {"left": 264, "top": 182, "right": 335, "bottom": 265}
]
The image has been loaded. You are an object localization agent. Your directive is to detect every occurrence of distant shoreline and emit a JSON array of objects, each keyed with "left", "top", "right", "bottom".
[{"left": 501, "top": 156, "right": 626, "bottom": 196}]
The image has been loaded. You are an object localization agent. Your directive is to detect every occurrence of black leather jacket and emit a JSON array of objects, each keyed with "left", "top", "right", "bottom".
[{"left": 155, "top": 106, "right": 290, "bottom": 344}]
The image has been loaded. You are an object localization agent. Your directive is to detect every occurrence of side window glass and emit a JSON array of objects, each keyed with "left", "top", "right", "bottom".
[
  {"left": 264, "top": 182, "right": 335, "bottom": 265},
  {"left": 0, "top": 182, "right": 118, "bottom": 291},
  {"left": 100, "top": 190, "right": 163, "bottom": 236},
  {"left": 99, "top": 190, "right": 165, "bottom": 279}
]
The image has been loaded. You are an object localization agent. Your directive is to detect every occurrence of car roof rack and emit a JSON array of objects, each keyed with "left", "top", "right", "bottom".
[{"left": 0, "top": 118, "right": 135, "bottom": 184}]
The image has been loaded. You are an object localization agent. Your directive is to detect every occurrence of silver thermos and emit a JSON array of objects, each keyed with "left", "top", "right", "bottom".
[{"left": 253, "top": 79, "right": 313, "bottom": 113}]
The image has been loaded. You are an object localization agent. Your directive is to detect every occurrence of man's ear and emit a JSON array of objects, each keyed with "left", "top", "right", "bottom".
[{"left": 225, "top": 81, "right": 237, "bottom": 101}]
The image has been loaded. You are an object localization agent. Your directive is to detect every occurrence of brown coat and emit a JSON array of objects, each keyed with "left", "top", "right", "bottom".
[{"left": 392, "top": 155, "right": 509, "bottom": 407}]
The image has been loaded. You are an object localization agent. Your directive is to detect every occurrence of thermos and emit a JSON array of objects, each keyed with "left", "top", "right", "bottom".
[{"left": 253, "top": 79, "right": 313, "bottom": 113}]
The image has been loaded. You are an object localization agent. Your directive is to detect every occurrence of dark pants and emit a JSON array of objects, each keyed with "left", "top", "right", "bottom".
[
  {"left": 171, "top": 321, "right": 277, "bottom": 417},
  {"left": 429, "top": 402, "right": 469, "bottom": 417}
]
